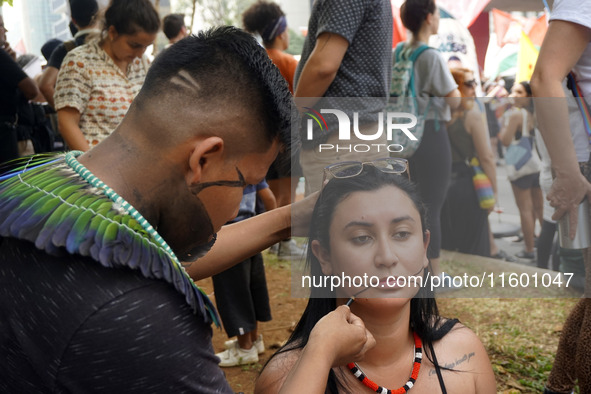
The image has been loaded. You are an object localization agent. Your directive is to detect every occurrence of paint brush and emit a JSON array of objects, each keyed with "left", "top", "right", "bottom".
[{"left": 345, "top": 287, "right": 371, "bottom": 306}]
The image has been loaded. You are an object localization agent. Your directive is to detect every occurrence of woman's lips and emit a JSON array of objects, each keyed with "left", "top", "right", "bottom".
[{"left": 378, "top": 276, "right": 398, "bottom": 288}]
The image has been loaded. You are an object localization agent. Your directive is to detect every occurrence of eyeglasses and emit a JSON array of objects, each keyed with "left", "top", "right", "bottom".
[
  {"left": 189, "top": 167, "right": 246, "bottom": 194},
  {"left": 322, "top": 158, "right": 409, "bottom": 186},
  {"left": 463, "top": 80, "right": 477, "bottom": 88}
]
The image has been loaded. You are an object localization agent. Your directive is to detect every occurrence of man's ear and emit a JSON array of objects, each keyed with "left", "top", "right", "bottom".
[
  {"left": 311, "top": 239, "right": 332, "bottom": 276},
  {"left": 186, "top": 136, "right": 225, "bottom": 186}
]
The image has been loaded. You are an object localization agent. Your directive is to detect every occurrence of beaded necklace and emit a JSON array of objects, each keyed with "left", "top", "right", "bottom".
[
  {"left": 348, "top": 331, "right": 423, "bottom": 394},
  {"left": 64, "top": 151, "right": 183, "bottom": 272}
]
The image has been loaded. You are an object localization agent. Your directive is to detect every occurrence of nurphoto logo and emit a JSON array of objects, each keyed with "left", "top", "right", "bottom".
[{"left": 304, "top": 109, "right": 418, "bottom": 154}]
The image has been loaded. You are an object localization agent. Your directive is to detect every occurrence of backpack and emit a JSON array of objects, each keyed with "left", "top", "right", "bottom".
[
  {"left": 16, "top": 97, "right": 56, "bottom": 154},
  {"left": 387, "top": 42, "right": 432, "bottom": 158},
  {"left": 566, "top": 71, "right": 591, "bottom": 142}
]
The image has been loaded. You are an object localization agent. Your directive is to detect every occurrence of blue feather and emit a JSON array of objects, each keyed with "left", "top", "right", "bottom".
[
  {"left": 65, "top": 210, "right": 94, "bottom": 254},
  {"left": 128, "top": 233, "right": 144, "bottom": 269},
  {"left": 112, "top": 225, "right": 134, "bottom": 265},
  {"left": 139, "top": 237, "right": 152, "bottom": 277}
]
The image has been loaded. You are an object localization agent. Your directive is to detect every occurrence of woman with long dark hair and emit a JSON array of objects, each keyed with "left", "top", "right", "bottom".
[
  {"left": 256, "top": 163, "right": 495, "bottom": 393},
  {"left": 499, "top": 81, "right": 544, "bottom": 260}
]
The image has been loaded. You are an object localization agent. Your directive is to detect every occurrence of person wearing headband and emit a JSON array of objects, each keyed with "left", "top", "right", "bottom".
[
  {"left": 243, "top": 1, "right": 304, "bottom": 261},
  {"left": 243, "top": 1, "right": 297, "bottom": 93}
]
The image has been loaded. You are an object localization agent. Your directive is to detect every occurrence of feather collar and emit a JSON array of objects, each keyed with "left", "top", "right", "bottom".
[{"left": 0, "top": 153, "right": 219, "bottom": 326}]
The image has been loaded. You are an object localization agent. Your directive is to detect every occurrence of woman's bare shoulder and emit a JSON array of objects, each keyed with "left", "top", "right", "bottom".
[
  {"left": 255, "top": 348, "right": 302, "bottom": 394},
  {"left": 464, "top": 106, "right": 486, "bottom": 130},
  {"left": 429, "top": 322, "right": 497, "bottom": 393},
  {"left": 434, "top": 321, "right": 485, "bottom": 354}
]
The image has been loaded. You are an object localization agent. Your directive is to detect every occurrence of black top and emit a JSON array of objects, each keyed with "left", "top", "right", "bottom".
[
  {"left": 0, "top": 237, "right": 233, "bottom": 393},
  {"left": 47, "top": 34, "right": 88, "bottom": 70},
  {"left": 295, "top": 0, "right": 393, "bottom": 146},
  {"left": 447, "top": 114, "right": 476, "bottom": 163},
  {"left": 0, "top": 49, "right": 28, "bottom": 117}
]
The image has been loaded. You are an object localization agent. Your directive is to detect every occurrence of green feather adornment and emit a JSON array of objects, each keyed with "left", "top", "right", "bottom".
[
  {"left": 66, "top": 209, "right": 94, "bottom": 253},
  {"left": 0, "top": 154, "right": 219, "bottom": 326}
]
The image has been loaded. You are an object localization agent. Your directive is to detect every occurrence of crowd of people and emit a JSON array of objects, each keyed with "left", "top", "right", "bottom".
[{"left": 0, "top": 0, "right": 590, "bottom": 392}]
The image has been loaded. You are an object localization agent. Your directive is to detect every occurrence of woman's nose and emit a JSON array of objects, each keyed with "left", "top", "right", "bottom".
[{"left": 374, "top": 238, "right": 398, "bottom": 268}]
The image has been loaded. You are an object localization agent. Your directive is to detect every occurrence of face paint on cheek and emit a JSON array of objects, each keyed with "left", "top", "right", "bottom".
[
  {"left": 172, "top": 193, "right": 215, "bottom": 261},
  {"left": 179, "top": 168, "right": 246, "bottom": 261},
  {"left": 189, "top": 176, "right": 246, "bottom": 194},
  {"left": 190, "top": 166, "right": 246, "bottom": 194}
]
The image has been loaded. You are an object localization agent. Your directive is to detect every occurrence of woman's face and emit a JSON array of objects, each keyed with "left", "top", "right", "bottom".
[
  {"left": 509, "top": 83, "right": 531, "bottom": 108},
  {"left": 430, "top": 5, "right": 441, "bottom": 35},
  {"left": 312, "top": 185, "right": 430, "bottom": 300},
  {"left": 108, "top": 26, "right": 157, "bottom": 63},
  {"left": 460, "top": 72, "right": 477, "bottom": 98},
  {"left": 279, "top": 29, "right": 290, "bottom": 50}
]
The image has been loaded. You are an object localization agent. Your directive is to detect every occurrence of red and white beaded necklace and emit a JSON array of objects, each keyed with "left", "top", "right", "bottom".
[{"left": 347, "top": 331, "right": 423, "bottom": 394}]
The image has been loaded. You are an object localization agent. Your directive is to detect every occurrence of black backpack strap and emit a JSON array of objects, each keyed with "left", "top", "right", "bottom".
[{"left": 63, "top": 40, "right": 76, "bottom": 53}]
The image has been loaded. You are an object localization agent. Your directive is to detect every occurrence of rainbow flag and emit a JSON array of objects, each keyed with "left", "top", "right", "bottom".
[{"left": 516, "top": 31, "right": 539, "bottom": 82}]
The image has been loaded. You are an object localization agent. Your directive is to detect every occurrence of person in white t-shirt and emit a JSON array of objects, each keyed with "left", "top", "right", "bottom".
[{"left": 531, "top": 0, "right": 591, "bottom": 392}]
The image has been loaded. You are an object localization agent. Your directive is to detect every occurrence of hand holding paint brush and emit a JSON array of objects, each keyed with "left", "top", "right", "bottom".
[{"left": 345, "top": 287, "right": 371, "bottom": 306}]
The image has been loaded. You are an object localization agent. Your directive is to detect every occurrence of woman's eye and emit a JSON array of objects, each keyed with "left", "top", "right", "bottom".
[
  {"left": 394, "top": 231, "right": 411, "bottom": 240},
  {"left": 351, "top": 235, "right": 371, "bottom": 244}
]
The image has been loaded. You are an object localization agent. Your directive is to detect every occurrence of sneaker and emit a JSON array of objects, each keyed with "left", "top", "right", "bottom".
[
  {"left": 216, "top": 343, "right": 258, "bottom": 367},
  {"left": 490, "top": 250, "right": 517, "bottom": 262},
  {"left": 515, "top": 250, "right": 535, "bottom": 260},
  {"left": 267, "top": 243, "right": 279, "bottom": 255},
  {"left": 224, "top": 334, "right": 265, "bottom": 354},
  {"left": 278, "top": 239, "right": 306, "bottom": 260}
]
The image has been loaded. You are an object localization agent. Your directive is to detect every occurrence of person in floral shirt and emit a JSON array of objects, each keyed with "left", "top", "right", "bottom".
[{"left": 55, "top": 0, "right": 160, "bottom": 151}]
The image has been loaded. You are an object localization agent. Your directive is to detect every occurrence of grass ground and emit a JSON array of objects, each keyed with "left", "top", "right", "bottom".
[{"left": 196, "top": 250, "right": 581, "bottom": 393}]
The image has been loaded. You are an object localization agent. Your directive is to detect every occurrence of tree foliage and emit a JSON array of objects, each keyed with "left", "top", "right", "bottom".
[{"left": 174, "top": 0, "right": 255, "bottom": 32}]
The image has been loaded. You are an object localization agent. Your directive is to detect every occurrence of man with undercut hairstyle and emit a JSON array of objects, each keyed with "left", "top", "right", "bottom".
[{"left": 0, "top": 26, "right": 326, "bottom": 392}]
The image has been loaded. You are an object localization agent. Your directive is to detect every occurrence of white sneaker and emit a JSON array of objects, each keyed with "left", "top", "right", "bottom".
[
  {"left": 224, "top": 334, "right": 265, "bottom": 354},
  {"left": 278, "top": 239, "right": 307, "bottom": 260},
  {"left": 216, "top": 343, "right": 259, "bottom": 367},
  {"left": 267, "top": 243, "right": 279, "bottom": 255}
]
